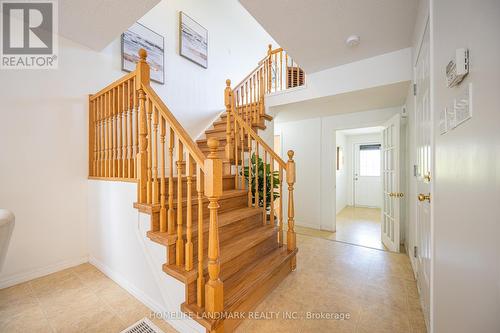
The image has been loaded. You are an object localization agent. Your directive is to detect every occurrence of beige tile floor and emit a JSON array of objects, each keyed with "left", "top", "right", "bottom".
[
  {"left": 0, "top": 263, "right": 177, "bottom": 333},
  {"left": 1, "top": 233, "right": 425, "bottom": 333},
  {"left": 236, "top": 233, "right": 427, "bottom": 333},
  {"left": 296, "top": 206, "right": 387, "bottom": 250}
]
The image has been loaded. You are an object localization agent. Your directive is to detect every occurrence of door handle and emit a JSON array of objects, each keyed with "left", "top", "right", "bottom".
[{"left": 418, "top": 193, "right": 431, "bottom": 202}]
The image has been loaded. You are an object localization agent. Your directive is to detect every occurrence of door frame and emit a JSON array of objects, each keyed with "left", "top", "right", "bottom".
[
  {"left": 352, "top": 140, "right": 382, "bottom": 208},
  {"left": 410, "top": 13, "right": 433, "bottom": 331}
]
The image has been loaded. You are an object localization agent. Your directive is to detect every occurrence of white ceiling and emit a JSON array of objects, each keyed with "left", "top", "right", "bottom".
[
  {"left": 239, "top": 0, "right": 418, "bottom": 73},
  {"left": 59, "top": 0, "right": 160, "bottom": 50},
  {"left": 337, "top": 126, "right": 383, "bottom": 136},
  {"left": 273, "top": 81, "right": 410, "bottom": 123}
]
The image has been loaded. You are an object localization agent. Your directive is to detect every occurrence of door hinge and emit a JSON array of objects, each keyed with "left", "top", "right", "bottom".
[
  {"left": 413, "top": 83, "right": 417, "bottom": 96},
  {"left": 413, "top": 246, "right": 418, "bottom": 258}
]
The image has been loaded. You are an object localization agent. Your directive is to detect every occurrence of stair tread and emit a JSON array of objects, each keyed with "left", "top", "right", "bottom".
[
  {"left": 163, "top": 224, "right": 276, "bottom": 283},
  {"left": 147, "top": 206, "right": 262, "bottom": 246}
]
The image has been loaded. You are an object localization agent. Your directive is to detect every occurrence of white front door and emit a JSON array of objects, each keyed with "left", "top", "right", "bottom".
[
  {"left": 381, "top": 114, "right": 401, "bottom": 252},
  {"left": 354, "top": 143, "right": 382, "bottom": 207},
  {"left": 415, "top": 19, "right": 431, "bottom": 327}
]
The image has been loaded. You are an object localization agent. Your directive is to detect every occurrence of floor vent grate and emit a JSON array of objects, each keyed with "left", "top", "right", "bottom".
[{"left": 120, "top": 318, "right": 165, "bottom": 333}]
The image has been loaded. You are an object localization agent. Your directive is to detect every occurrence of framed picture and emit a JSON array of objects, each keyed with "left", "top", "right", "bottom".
[
  {"left": 122, "top": 22, "right": 165, "bottom": 84},
  {"left": 179, "top": 11, "right": 208, "bottom": 68}
]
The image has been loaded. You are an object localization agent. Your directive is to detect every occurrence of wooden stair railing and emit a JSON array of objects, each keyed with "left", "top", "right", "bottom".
[
  {"left": 88, "top": 46, "right": 299, "bottom": 333},
  {"left": 88, "top": 49, "right": 224, "bottom": 316},
  {"left": 225, "top": 92, "right": 297, "bottom": 267}
]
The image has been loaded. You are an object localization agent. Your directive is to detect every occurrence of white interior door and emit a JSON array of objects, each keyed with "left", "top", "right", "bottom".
[
  {"left": 354, "top": 143, "right": 382, "bottom": 207},
  {"left": 381, "top": 114, "right": 401, "bottom": 252},
  {"left": 415, "top": 19, "right": 431, "bottom": 327}
]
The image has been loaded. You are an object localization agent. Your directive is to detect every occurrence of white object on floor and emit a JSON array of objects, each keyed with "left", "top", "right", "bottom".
[
  {"left": 0, "top": 209, "right": 15, "bottom": 272},
  {"left": 120, "top": 318, "right": 165, "bottom": 333}
]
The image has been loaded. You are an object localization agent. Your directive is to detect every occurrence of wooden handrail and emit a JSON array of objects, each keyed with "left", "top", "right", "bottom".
[
  {"left": 90, "top": 71, "right": 136, "bottom": 101},
  {"left": 232, "top": 111, "right": 286, "bottom": 169},
  {"left": 141, "top": 83, "right": 206, "bottom": 170}
]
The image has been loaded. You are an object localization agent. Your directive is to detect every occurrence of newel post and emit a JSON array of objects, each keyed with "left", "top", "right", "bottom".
[
  {"left": 204, "top": 138, "right": 224, "bottom": 315},
  {"left": 286, "top": 150, "right": 297, "bottom": 270},
  {"left": 135, "top": 49, "right": 150, "bottom": 203},
  {"left": 224, "top": 79, "right": 234, "bottom": 161}
]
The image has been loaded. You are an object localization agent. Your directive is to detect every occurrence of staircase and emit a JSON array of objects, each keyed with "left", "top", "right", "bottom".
[{"left": 88, "top": 45, "right": 304, "bottom": 333}]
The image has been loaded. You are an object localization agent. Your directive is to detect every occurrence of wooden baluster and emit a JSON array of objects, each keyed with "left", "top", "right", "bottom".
[
  {"left": 274, "top": 52, "right": 278, "bottom": 92},
  {"left": 249, "top": 76, "right": 254, "bottom": 124},
  {"left": 234, "top": 119, "right": 239, "bottom": 189},
  {"left": 95, "top": 97, "right": 100, "bottom": 177},
  {"left": 107, "top": 91, "right": 113, "bottom": 177},
  {"left": 152, "top": 105, "right": 159, "bottom": 204},
  {"left": 224, "top": 79, "right": 233, "bottom": 161},
  {"left": 137, "top": 89, "right": 148, "bottom": 202},
  {"left": 134, "top": 77, "right": 139, "bottom": 178},
  {"left": 239, "top": 122, "right": 245, "bottom": 190},
  {"left": 263, "top": 151, "right": 267, "bottom": 224},
  {"left": 176, "top": 139, "right": 184, "bottom": 266},
  {"left": 104, "top": 92, "right": 108, "bottom": 177},
  {"left": 122, "top": 82, "right": 128, "bottom": 178},
  {"left": 258, "top": 70, "right": 264, "bottom": 123},
  {"left": 117, "top": 85, "right": 123, "bottom": 178},
  {"left": 255, "top": 143, "right": 259, "bottom": 208},
  {"left": 278, "top": 168, "right": 283, "bottom": 246},
  {"left": 247, "top": 134, "right": 253, "bottom": 207},
  {"left": 204, "top": 138, "right": 223, "bottom": 315},
  {"left": 159, "top": 117, "right": 167, "bottom": 232},
  {"left": 128, "top": 80, "right": 134, "bottom": 178},
  {"left": 196, "top": 168, "right": 205, "bottom": 307},
  {"left": 286, "top": 150, "right": 296, "bottom": 270},
  {"left": 285, "top": 54, "right": 289, "bottom": 89},
  {"left": 267, "top": 44, "right": 272, "bottom": 93},
  {"left": 133, "top": 79, "right": 139, "bottom": 178},
  {"left": 270, "top": 157, "right": 275, "bottom": 226},
  {"left": 244, "top": 82, "right": 248, "bottom": 126},
  {"left": 146, "top": 98, "right": 153, "bottom": 203},
  {"left": 112, "top": 88, "right": 118, "bottom": 177},
  {"left": 280, "top": 50, "right": 283, "bottom": 91},
  {"left": 168, "top": 128, "right": 175, "bottom": 235},
  {"left": 185, "top": 155, "right": 194, "bottom": 271}
]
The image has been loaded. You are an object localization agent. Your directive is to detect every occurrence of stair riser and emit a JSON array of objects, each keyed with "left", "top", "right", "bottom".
[
  {"left": 192, "top": 213, "right": 263, "bottom": 254},
  {"left": 220, "top": 231, "right": 278, "bottom": 281},
  {"left": 150, "top": 193, "right": 248, "bottom": 226},
  {"left": 155, "top": 176, "right": 235, "bottom": 198}
]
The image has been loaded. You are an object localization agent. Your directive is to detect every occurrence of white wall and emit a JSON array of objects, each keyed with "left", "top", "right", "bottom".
[
  {"left": 335, "top": 132, "right": 347, "bottom": 214},
  {"left": 275, "top": 107, "right": 400, "bottom": 231},
  {"left": 344, "top": 133, "right": 382, "bottom": 207},
  {"left": 431, "top": 1, "right": 500, "bottom": 332},
  {"left": 0, "top": 0, "right": 275, "bottom": 287},
  {"left": 87, "top": 181, "right": 203, "bottom": 333},
  {"left": 274, "top": 118, "right": 322, "bottom": 230}
]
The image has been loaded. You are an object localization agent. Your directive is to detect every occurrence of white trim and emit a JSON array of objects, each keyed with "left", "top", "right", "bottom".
[
  {"left": 89, "top": 255, "right": 202, "bottom": 333},
  {"left": 89, "top": 256, "right": 164, "bottom": 314},
  {"left": 0, "top": 255, "right": 88, "bottom": 289}
]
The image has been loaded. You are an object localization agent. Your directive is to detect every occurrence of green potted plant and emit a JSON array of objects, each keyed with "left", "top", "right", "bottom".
[{"left": 242, "top": 153, "right": 280, "bottom": 218}]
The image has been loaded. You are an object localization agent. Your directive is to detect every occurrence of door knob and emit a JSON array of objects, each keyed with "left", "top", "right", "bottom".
[{"left": 418, "top": 193, "right": 431, "bottom": 202}]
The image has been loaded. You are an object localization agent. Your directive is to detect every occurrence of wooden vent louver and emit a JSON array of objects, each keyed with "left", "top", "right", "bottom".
[{"left": 287, "top": 67, "right": 305, "bottom": 88}]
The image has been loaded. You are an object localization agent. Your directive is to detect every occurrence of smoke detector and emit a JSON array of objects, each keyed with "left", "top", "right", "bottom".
[{"left": 346, "top": 35, "right": 360, "bottom": 47}]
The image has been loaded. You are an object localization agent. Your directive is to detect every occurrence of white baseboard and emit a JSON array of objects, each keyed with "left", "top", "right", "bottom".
[
  {"left": 89, "top": 256, "right": 164, "bottom": 314},
  {"left": 89, "top": 256, "right": 201, "bottom": 333},
  {"left": 0, "top": 255, "right": 89, "bottom": 289}
]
